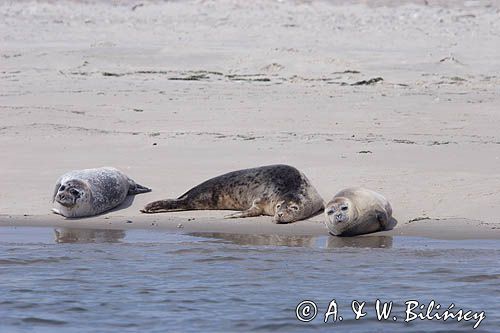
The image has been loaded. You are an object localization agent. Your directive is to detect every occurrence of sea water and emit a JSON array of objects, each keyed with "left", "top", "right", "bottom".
[{"left": 0, "top": 226, "right": 498, "bottom": 332}]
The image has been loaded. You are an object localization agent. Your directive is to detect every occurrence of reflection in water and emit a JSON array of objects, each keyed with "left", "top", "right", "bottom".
[
  {"left": 189, "top": 232, "right": 316, "bottom": 247},
  {"left": 54, "top": 228, "right": 126, "bottom": 244},
  {"left": 1, "top": 227, "right": 498, "bottom": 332},
  {"left": 327, "top": 235, "right": 393, "bottom": 249},
  {"left": 189, "top": 232, "right": 393, "bottom": 249}
]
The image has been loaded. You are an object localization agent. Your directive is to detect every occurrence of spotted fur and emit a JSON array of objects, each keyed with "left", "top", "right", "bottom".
[
  {"left": 52, "top": 167, "right": 151, "bottom": 218},
  {"left": 141, "top": 164, "right": 324, "bottom": 223}
]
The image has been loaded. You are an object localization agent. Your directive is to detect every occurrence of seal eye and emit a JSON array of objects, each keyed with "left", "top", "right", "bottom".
[
  {"left": 327, "top": 209, "right": 334, "bottom": 215},
  {"left": 60, "top": 185, "right": 65, "bottom": 191},
  {"left": 290, "top": 205, "right": 299, "bottom": 211},
  {"left": 70, "top": 189, "right": 79, "bottom": 196},
  {"left": 276, "top": 204, "right": 281, "bottom": 209},
  {"left": 341, "top": 205, "right": 348, "bottom": 211}
]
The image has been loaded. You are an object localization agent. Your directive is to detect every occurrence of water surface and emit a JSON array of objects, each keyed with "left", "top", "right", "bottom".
[{"left": 0, "top": 227, "right": 498, "bottom": 332}]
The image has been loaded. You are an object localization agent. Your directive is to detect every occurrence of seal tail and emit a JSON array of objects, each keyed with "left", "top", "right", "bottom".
[
  {"left": 127, "top": 179, "right": 152, "bottom": 195},
  {"left": 141, "top": 198, "right": 191, "bottom": 214}
]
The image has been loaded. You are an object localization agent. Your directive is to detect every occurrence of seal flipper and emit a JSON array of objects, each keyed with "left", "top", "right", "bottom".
[
  {"left": 225, "top": 198, "right": 266, "bottom": 219},
  {"left": 127, "top": 179, "right": 152, "bottom": 195},
  {"left": 141, "top": 198, "right": 190, "bottom": 213},
  {"left": 224, "top": 206, "right": 263, "bottom": 219}
]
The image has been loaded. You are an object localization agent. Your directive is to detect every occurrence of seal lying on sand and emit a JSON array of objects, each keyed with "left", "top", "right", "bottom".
[
  {"left": 141, "top": 164, "right": 324, "bottom": 223},
  {"left": 325, "top": 187, "right": 395, "bottom": 236},
  {"left": 52, "top": 167, "right": 151, "bottom": 218}
]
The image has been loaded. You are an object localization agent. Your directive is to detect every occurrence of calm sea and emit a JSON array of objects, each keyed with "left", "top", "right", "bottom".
[{"left": 0, "top": 226, "right": 498, "bottom": 332}]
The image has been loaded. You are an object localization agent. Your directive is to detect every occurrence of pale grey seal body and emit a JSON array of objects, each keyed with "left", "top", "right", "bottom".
[
  {"left": 325, "top": 187, "right": 395, "bottom": 236},
  {"left": 52, "top": 167, "right": 151, "bottom": 218},
  {"left": 141, "top": 164, "right": 324, "bottom": 223}
]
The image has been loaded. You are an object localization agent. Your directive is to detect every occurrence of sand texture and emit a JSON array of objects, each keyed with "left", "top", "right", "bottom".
[{"left": 1, "top": 0, "right": 499, "bottom": 239}]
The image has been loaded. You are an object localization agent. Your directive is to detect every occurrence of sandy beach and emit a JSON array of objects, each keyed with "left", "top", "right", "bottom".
[{"left": 1, "top": 0, "right": 500, "bottom": 239}]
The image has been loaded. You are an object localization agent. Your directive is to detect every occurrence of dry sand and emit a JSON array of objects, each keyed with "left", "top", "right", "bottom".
[{"left": 1, "top": 0, "right": 499, "bottom": 239}]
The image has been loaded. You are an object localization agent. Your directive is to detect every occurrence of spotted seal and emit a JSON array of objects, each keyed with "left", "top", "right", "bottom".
[
  {"left": 324, "top": 187, "right": 395, "bottom": 236},
  {"left": 52, "top": 167, "right": 151, "bottom": 218},
  {"left": 141, "top": 164, "right": 324, "bottom": 223}
]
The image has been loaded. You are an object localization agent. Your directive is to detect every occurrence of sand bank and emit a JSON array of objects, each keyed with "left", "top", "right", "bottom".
[{"left": 1, "top": 0, "right": 499, "bottom": 239}]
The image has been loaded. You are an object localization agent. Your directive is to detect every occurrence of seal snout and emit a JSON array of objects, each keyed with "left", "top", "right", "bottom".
[
  {"left": 55, "top": 184, "right": 82, "bottom": 207},
  {"left": 56, "top": 193, "right": 75, "bottom": 207},
  {"left": 273, "top": 214, "right": 283, "bottom": 224},
  {"left": 325, "top": 204, "right": 348, "bottom": 224},
  {"left": 335, "top": 213, "right": 345, "bottom": 223}
]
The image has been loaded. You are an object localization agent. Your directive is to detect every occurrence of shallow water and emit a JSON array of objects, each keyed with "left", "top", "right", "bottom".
[{"left": 0, "top": 227, "right": 498, "bottom": 333}]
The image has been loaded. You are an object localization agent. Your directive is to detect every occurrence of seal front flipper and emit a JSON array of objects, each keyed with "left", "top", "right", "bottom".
[
  {"left": 224, "top": 198, "right": 266, "bottom": 219},
  {"left": 224, "top": 206, "right": 263, "bottom": 219}
]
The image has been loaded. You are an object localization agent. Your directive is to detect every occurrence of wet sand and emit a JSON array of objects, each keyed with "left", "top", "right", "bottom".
[
  {"left": 1, "top": 0, "right": 500, "bottom": 239},
  {"left": 1, "top": 214, "right": 499, "bottom": 240}
]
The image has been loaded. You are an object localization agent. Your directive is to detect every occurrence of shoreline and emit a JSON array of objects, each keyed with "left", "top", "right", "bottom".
[{"left": 1, "top": 214, "right": 499, "bottom": 240}]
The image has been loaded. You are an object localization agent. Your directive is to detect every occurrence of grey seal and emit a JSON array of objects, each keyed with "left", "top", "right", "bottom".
[
  {"left": 325, "top": 187, "right": 395, "bottom": 236},
  {"left": 52, "top": 167, "right": 151, "bottom": 218},
  {"left": 141, "top": 164, "right": 324, "bottom": 223}
]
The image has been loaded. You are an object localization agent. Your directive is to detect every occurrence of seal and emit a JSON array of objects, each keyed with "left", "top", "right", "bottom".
[
  {"left": 52, "top": 167, "right": 151, "bottom": 218},
  {"left": 324, "top": 187, "right": 395, "bottom": 236},
  {"left": 141, "top": 164, "right": 324, "bottom": 223}
]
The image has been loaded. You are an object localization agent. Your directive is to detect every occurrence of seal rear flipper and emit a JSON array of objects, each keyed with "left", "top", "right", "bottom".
[
  {"left": 127, "top": 180, "right": 152, "bottom": 195},
  {"left": 141, "top": 198, "right": 190, "bottom": 213}
]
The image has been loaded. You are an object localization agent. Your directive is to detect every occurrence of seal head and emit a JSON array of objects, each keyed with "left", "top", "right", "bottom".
[
  {"left": 274, "top": 192, "right": 306, "bottom": 223},
  {"left": 324, "top": 187, "right": 395, "bottom": 236},
  {"left": 54, "top": 179, "right": 91, "bottom": 208},
  {"left": 324, "top": 197, "right": 358, "bottom": 235}
]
